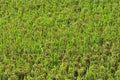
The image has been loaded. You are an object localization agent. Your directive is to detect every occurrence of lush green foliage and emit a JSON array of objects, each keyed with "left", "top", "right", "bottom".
[{"left": 0, "top": 0, "right": 120, "bottom": 80}]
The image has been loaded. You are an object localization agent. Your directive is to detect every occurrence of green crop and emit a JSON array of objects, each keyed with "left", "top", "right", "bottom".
[{"left": 0, "top": 0, "right": 120, "bottom": 80}]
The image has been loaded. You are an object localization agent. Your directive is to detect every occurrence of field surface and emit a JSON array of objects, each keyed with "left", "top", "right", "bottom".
[{"left": 0, "top": 0, "right": 120, "bottom": 80}]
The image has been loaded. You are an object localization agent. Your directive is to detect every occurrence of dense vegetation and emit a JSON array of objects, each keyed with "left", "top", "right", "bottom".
[{"left": 0, "top": 0, "right": 120, "bottom": 80}]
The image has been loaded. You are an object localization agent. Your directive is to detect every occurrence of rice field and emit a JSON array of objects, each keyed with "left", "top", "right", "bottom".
[{"left": 0, "top": 0, "right": 120, "bottom": 80}]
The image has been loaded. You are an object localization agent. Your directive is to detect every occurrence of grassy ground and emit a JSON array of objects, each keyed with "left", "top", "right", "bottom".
[{"left": 0, "top": 0, "right": 120, "bottom": 80}]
